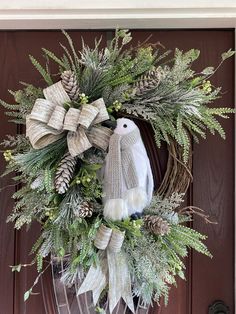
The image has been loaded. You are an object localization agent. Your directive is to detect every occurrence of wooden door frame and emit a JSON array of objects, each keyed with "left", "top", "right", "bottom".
[{"left": 0, "top": 0, "right": 235, "bottom": 311}]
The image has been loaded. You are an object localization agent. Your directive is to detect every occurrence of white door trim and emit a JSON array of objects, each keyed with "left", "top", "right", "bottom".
[{"left": 0, "top": 0, "right": 236, "bottom": 29}]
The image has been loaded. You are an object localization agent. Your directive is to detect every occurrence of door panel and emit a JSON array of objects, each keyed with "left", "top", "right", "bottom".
[{"left": 0, "top": 30, "right": 234, "bottom": 314}]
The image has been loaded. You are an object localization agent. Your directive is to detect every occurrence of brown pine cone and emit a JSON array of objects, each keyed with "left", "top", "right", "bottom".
[
  {"left": 134, "top": 67, "right": 165, "bottom": 96},
  {"left": 55, "top": 152, "right": 77, "bottom": 194},
  {"left": 74, "top": 201, "right": 93, "bottom": 218},
  {"left": 143, "top": 215, "right": 170, "bottom": 236},
  {"left": 61, "top": 70, "right": 80, "bottom": 101}
]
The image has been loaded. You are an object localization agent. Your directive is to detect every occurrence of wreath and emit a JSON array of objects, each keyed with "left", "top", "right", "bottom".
[{"left": 1, "top": 29, "right": 235, "bottom": 312}]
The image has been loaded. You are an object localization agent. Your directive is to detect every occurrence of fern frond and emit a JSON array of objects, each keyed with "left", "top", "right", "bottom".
[
  {"left": 62, "top": 30, "right": 80, "bottom": 74},
  {"left": 29, "top": 55, "right": 53, "bottom": 85},
  {"left": 42, "top": 48, "right": 67, "bottom": 69}
]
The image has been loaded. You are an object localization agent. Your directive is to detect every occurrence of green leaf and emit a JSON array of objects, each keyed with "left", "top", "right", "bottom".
[
  {"left": 83, "top": 163, "right": 102, "bottom": 171},
  {"left": 201, "top": 67, "right": 214, "bottom": 75},
  {"left": 10, "top": 264, "right": 22, "bottom": 272},
  {"left": 58, "top": 247, "right": 65, "bottom": 257},
  {"left": 221, "top": 49, "right": 236, "bottom": 61},
  {"left": 95, "top": 307, "right": 106, "bottom": 313},
  {"left": 24, "top": 289, "right": 32, "bottom": 302},
  {"left": 44, "top": 167, "right": 54, "bottom": 193},
  {"left": 36, "top": 254, "right": 43, "bottom": 272},
  {"left": 190, "top": 49, "right": 200, "bottom": 61},
  {"left": 190, "top": 77, "right": 201, "bottom": 87},
  {"left": 178, "top": 270, "right": 185, "bottom": 280},
  {"left": 72, "top": 256, "right": 81, "bottom": 267}
]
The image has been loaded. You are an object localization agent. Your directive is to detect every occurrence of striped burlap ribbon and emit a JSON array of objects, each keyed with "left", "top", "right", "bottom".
[
  {"left": 77, "top": 224, "right": 134, "bottom": 313},
  {"left": 26, "top": 81, "right": 112, "bottom": 156}
]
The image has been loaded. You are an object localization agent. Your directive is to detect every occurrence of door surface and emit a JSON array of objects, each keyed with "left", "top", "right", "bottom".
[{"left": 0, "top": 30, "right": 234, "bottom": 314}]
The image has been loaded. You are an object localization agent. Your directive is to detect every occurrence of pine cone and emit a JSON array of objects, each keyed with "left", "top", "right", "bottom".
[
  {"left": 74, "top": 201, "right": 93, "bottom": 218},
  {"left": 143, "top": 215, "right": 170, "bottom": 236},
  {"left": 61, "top": 70, "right": 80, "bottom": 101},
  {"left": 134, "top": 67, "right": 165, "bottom": 96},
  {"left": 55, "top": 152, "right": 77, "bottom": 194}
]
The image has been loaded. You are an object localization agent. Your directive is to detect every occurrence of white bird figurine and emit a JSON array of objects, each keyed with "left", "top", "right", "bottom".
[{"left": 102, "top": 118, "right": 154, "bottom": 221}]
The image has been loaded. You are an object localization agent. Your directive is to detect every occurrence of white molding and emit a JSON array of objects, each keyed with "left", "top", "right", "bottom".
[
  {"left": 0, "top": 1, "right": 236, "bottom": 29},
  {"left": 1, "top": 0, "right": 236, "bottom": 10}
]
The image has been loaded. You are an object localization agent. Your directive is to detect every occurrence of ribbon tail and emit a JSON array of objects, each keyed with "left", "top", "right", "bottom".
[
  {"left": 107, "top": 250, "right": 134, "bottom": 314},
  {"left": 77, "top": 253, "right": 108, "bottom": 305},
  {"left": 120, "top": 255, "right": 135, "bottom": 314}
]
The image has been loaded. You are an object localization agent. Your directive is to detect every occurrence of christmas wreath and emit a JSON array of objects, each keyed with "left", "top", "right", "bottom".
[{"left": 1, "top": 30, "right": 235, "bottom": 312}]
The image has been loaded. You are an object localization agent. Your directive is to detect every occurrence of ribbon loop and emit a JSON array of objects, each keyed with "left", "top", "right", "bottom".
[
  {"left": 94, "top": 224, "right": 113, "bottom": 250},
  {"left": 30, "top": 99, "right": 54, "bottom": 123},
  {"left": 26, "top": 80, "right": 112, "bottom": 156},
  {"left": 91, "top": 98, "right": 110, "bottom": 124},
  {"left": 78, "top": 104, "right": 99, "bottom": 129},
  {"left": 26, "top": 116, "right": 64, "bottom": 149},
  {"left": 47, "top": 106, "right": 66, "bottom": 130},
  {"left": 43, "top": 81, "right": 70, "bottom": 106},
  {"left": 108, "top": 229, "right": 125, "bottom": 253},
  {"left": 63, "top": 108, "right": 81, "bottom": 132}
]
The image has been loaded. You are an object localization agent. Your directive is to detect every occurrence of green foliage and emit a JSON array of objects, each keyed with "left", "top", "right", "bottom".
[
  {"left": 73, "top": 162, "right": 103, "bottom": 201},
  {"left": 145, "top": 192, "right": 184, "bottom": 217},
  {"left": 122, "top": 193, "right": 211, "bottom": 305},
  {"left": 42, "top": 48, "right": 69, "bottom": 70},
  {"left": 1, "top": 134, "right": 30, "bottom": 153},
  {"left": 33, "top": 207, "right": 102, "bottom": 286},
  {"left": 164, "top": 224, "right": 211, "bottom": 257},
  {"left": 7, "top": 186, "right": 55, "bottom": 229},
  {"left": 0, "top": 83, "right": 43, "bottom": 124},
  {"left": 14, "top": 137, "right": 67, "bottom": 177},
  {"left": 44, "top": 166, "right": 55, "bottom": 193},
  {"left": 106, "top": 218, "right": 143, "bottom": 238},
  {"left": 221, "top": 48, "right": 235, "bottom": 61},
  {"left": 54, "top": 186, "right": 82, "bottom": 227},
  {"left": 61, "top": 30, "right": 81, "bottom": 75},
  {"left": 123, "top": 48, "right": 235, "bottom": 162},
  {"left": 38, "top": 29, "right": 159, "bottom": 104},
  {"left": 124, "top": 213, "right": 211, "bottom": 306},
  {"left": 29, "top": 55, "right": 53, "bottom": 85}
]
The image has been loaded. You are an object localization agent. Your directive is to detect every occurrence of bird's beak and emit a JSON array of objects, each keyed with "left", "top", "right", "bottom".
[{"left": 102, "top": 120, "right": 117, "bottom": 130}]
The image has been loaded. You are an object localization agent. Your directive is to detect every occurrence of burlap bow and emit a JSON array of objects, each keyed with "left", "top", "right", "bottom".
[
  {"left": 78, "top": 224, "right": 134, "bottom": 313},
  {"left": 26, "top": 81, "right": 112, "bottom": 156}
]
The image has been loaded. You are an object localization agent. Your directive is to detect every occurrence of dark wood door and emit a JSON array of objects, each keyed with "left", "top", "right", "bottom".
[{"left": 0, "top": 30, "right": 234, "bottom": 314}]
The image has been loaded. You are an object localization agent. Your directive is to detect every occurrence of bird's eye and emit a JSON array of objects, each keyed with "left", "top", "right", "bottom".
[{"left": 123, "top": 124, "right": 127, "bottom": 128}]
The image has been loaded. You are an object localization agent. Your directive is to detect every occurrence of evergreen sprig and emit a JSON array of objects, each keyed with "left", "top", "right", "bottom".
[{"left": 0, "top": 83, "right": 43, "bottom": 124}]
